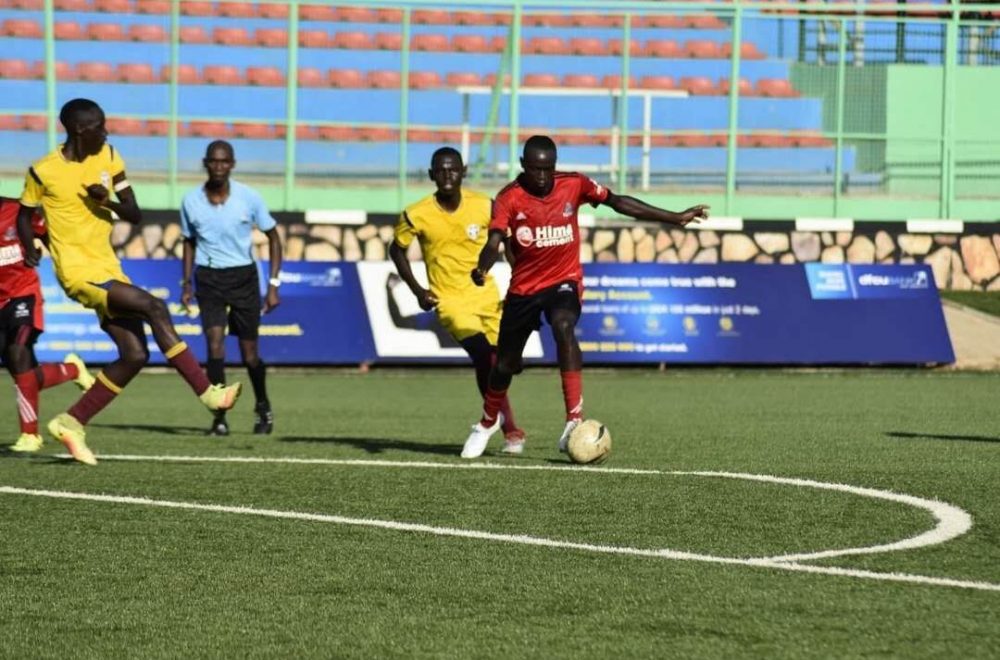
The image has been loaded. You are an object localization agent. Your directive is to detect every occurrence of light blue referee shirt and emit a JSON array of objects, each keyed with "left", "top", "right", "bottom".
[{"left": 180, "top": 180, "right": 277, "bottom": 269}]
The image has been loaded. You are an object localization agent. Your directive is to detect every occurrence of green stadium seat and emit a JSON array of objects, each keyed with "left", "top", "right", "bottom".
[
  {"left": 128, "top": 23, "right": 166, "bottom": 42},
  {"left": 54, "top": 21, "right": 85, "bottom": 40},
  {"left": 246, "top": 66, "right": 285, "bottom": 87},
  {"left": 87, "top": 22, "right": 125, "bottom": 41},
  {"left": 117, "top": 62, "right": 156, "bottom": 83},
  {"left": 3, "top": 19, "right": 43, "bottom": 38}
]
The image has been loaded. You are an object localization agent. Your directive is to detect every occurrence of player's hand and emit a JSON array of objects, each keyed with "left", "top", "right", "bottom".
[
  {"left": 416, "top": 288, "right": 438, "bottom": 311},
  {"left": 676, "top": 204, "right": 710, "bottom": 227},
  {"left": 263, "top": 288, "right": 280, "bottom": 315},
  {"left": 82, "top": 183, "right": 110, "bottom": 204},
  {"left": 22, "top": 247, "right": 40, "bottom": 268},
  {"left": 471, "top": 268, "right": 486, "bottom": 286}
]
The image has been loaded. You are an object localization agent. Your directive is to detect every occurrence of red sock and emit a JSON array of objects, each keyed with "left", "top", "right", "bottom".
[
  {"left": 499, "top": 396, "right": 520, "bottom": 436},
  {"left": 13, "top": 372, "right": 39, "bottom": 434},
  {"left": 164, "top": 342, "right": 210, "bottom": 396},
  {"left": 68, "top": 372, "right": 120, "bottom": 425},
  {"left": 561, "top": 370, "right": 583, "bottom": 421},
  {"left": 480, "top": 387, "right": 507, "bottom": 428},
  {"left": 36, "top": 362, "right": 78, "bottom": 389}
]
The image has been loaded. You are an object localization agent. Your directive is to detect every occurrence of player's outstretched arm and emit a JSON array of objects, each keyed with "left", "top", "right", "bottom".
[
  {"left": 472, "top": 229, "right": 505, "bottom": 286},
  {"left": 388, "top": 241, "right": 438, "bottom": 310},
  {"left": 16, "top": 204, "right": 40, "bottom": 267},
  {"left": 82, "top": 171, "right": 142, "bottom": 224},
  {"left": 603, "top": 192, "right": 709, "bottom": 227}
]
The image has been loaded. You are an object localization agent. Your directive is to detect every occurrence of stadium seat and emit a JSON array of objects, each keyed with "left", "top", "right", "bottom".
[
  {"left": 601, "top": 74, "right": 637, "bottom": 89},
  {"left": 523, "top": 12, "right": 572, "bottom": 27},
  {"left": 489, "top": 36, "right": 507, "bottom": 53},
  {"left": 680, "top": 76, "right": 718, "bottom": 95},
  {"left": 523, "top": 73, "right": 560, "bottom": 87},
  {"left": 54, "top": 21, "right": 85, "bottom": 40},
  {"left": 718, "top": 77, "right": 755, "bottom": 96},
  {"left": 407, "top": 128, "right": 442, "bottom": 142},
  {"left": 684, "top": 40, "right": 723, "bottom": 59},
  {"left": 721, "top": 42, "right": 767, "bottom": 60},
  {"left": 93, "top": 0, "right": 130, "bottom": 12},
  {"left": 573, "top": 14, "right": 623, "bottom": 28},
  {"left": 686, "top": 15, "right": 726, "bottom": 29},
  {"left": 0, "top": 59, "right": 32, "bottom": 79},
  {"left": 373, "top": 32, "right": 401, "bottom": 50},
  {"left": 411, "top": 33, "right": 449, "bottom": 52},
  {"left": 523, "top": 37, "right": 569, "bottom": 55},
  {"left": 128, "top": 24, "right": 167, "bottom": 42},
  {"left": 328, "top": 68, "right": 364, "bottom": 88},
  {"left": 452, "top": 10, "right": 495, "bottom": 25},
  {"left": 483, "top": 73, "right": 511, "bottom": 87},
  {"left": 255, "top": 28, "right": 288, "bottom": 48},
  {"left": 135, "top": 0, "right": 169, "bottom": 13},
  {"left": 283, "top": 125, "right": 320, "bottom": 141},
  {"left": 297, "top": 67, "right": 326, "bottom": 87},
  {"left": 608, "top": 38, "right": 643, "bottom": 57},
  {"left": 246, "top": 66, "right": 284, "bottom": 86},
  {"left": 105, "top": 117, "right": 145, "bottom": 135},
  {"left": 143, "top": 119, "right": 171, "bottom": 135},
  {"left": 557, "top": 132, "right": 595, "bottom": 147},
  {"left": 3, "top": 19, "right": 43, "bottom": 38},
  {"left": 23, "top": 115, "right": 48, "bottom": 132},
  {"left": 299, "top": 4, "right": 337, "bottom": 21},
  {"left": 161, "top": 64, "right": 200, "bottom": 84},
  {"left": 366, "top": 70, "right": 401, "bottom": 89},
  {"left": 357, "top": 126, "right": 398, "bottom": 142},
  {"left": 408, "top": 70, "right": 441, "bottom": 89},
  {"left": 202, "top": 65, "right": 243, "bottom": 85},
  {"left": 640, "top": 75, "right": 677, "bottom": 90},
  {"left": 790, "top": 132, "right": 832, "bottom": 147},
  {"left": 232, "top": 122, "right": 275, "bottom": 139},
  {"left": 117, "top": 62, "right": 156, "bottom": 83},
  {"left": 452, "top": 34, "right": 491, "bottom": 53},
  {"left": 218, "top": 1, "right": 255, "bottom": 18},
  {"left": 7, "top": 0, "right": 44, "bottom": 9},
  {"left": 412, "top": 9, "right": 449, "bottom": 24},
  {"left": 336, "top": 6, "right": 376, "bottom": 23},
  {"left": 298, "top": 29, "right": 329, "bottom": 48},
  {"left": 180, "top": 1, "right": 212, "bottom": 16},
  {"left": 568, "top": 37, "right": 608, "bottom": 56},
  {"left": 445, "top": 71, "right": 483, "bottom": 87},
  {"left": 54, "top": 0, "right": 90, "bottom": 10},
  {"left": 213, "top": 27, "right": 252, "bottom": 46},
  {"left": 756, "top": 78, "right": 799, "bottom": 97},
  {"left": 438, "top": 130, "right": 463, "bottom": 144},
  {"left": 374, "top": 8, "right": 402, "bottom": 23},
  {"left": 317, "top": 125, "right": 358, "bottom": 141},
  {"left": 76, "top": 61, "right": 115, "bottom": 82},
  {"left": 179, "top": 26, "right": 210, "bottom": 43},
  {"left": 258, "top": 3, "right": 287, "bottom": 18},
  {"left": 638, "top": 14, "right": 685, "bottom": 29},
  {"left": 645, "top": 39, "right": 682, "bottom": 58},
  {"left": 563, "top": 73, "right": 600, "bottom": 88},
  {"left": 334, "top": 31, "right": 375, "bottom": 49},
  {"left": 31, "top": 60, "right": 75, "bottom": 80},
  {"left": 0, "top": 116, "right": 25, "bottom": 131},
  {"left": 87, "top": 23, "right": 125, "bottom": 41},
  {"left": 188, "top": 120, "right": 231, "bottom": 138}
]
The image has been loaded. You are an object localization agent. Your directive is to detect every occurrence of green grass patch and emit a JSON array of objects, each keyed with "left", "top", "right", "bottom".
[{"left": 940, "top": 290, "right": 1000, "bottom": 318}]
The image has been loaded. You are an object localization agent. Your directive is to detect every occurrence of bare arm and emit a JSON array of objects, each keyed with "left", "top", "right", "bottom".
[
  {"left": 262, "top": 227, "right": 282, "bottom": 314},
  {"left": 180, "top": 237, "right": 196, "bottom": 310},
  {"left": 603, "top": 192, "right": 708, "bottom": 227},
  {"left": 472, "top": 229, "right": 506, "bottom": 286},
  {"left": 16, "top": 204, "right": 40, "bottom": 267},
  {"left": 388, "top": 241, "right": 437, "bottom": 310}
]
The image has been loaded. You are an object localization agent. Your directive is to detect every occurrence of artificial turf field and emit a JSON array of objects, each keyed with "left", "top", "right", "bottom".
[{"left": 1, "top": 368, "right": 998, "bottom": 658}]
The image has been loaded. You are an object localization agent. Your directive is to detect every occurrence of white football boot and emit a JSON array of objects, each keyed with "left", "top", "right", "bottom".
[
  {"left": 461, "top": 412, "right": 504, "bottom": 459},
  {"left": 557, "top": 419, "right": 582, "bottom": 453}
]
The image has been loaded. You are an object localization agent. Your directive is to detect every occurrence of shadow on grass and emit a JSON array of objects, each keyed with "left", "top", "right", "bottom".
[
  {"left": 89, "top": 423, "right": 207, "bottom": 435},
  {"left": 0, "top": 449, "right": 85, "bottom": 465},
  {"left": 886, "top": 431, "right": 1000, "bottom": 444},
  {"left": 279, "top": 435, "right": 460, "bottom": 455}
]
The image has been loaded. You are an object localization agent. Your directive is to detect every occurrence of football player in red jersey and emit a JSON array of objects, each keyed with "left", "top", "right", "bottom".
[
  {"left": 461, "top": 135, "right": 709, "bottom": 458},
  {"left": 0, "top": 197, "right": 94, "bottom": 453}
]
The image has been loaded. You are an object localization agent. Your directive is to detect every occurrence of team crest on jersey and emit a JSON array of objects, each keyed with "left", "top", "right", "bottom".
[
  {"left": 515, "top": 226, "right": 534, "bottom": 247},
  {"left": 562, "top": 202, "right": 574, "bottom": 218},
  {"left": 466, "top": 224, "right": 480, "bottom": 240}
]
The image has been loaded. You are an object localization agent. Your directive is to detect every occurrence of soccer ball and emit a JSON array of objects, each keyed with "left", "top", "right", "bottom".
[{"left": 566, "top": 420, "right": 611, "bottom": 465}]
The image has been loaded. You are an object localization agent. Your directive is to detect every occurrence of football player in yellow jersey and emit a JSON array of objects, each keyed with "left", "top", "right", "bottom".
[
  {"left": 390, "top": 147, "right": 525, "bottom": 455},
  {"left": 16, "top": 98, "right": 241, "bottom": 465}
]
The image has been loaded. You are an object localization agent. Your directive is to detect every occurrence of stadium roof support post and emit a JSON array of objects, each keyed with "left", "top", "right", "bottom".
[
  {"left": 724, "top": 2, "right": 743, "bottom": 214},
  {"left": 508, "top": 0, "right": 522, "bottom": 180},
  {"left": 941, "top": 0, "right": 959, "bottom": 219},
  {"left": 284, "top": 0, "right": 301, "bottom": 210},
  {"left": 168, "top": 0, "right": 180, "bottom": 203},
  {"left": 833, "top": 18, "right": 847, "bottom": 215},
  {"left": 43, "top": 0, "right": 56, "bottom": 150},
  {"left": 616, "top": 12, "right": 631, "bottom": 195},
  {"left": 471, "top": 35, "right": 511, "bottom": 186},
  {"left": 398, "top": 7, "right": 411, "bottom": 210}
]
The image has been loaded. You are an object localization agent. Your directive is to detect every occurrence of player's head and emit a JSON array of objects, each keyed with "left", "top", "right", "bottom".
[
  {"left": 428, "top": 147, "right": 466, "bottom": 197},
  {"left": 59, "top": 98, "right": 106, "bottom": 157},
  {"left": 520, "top": 135, "right": 557, "bottom": 197},
  {"left": 203, "top": 140, "right": 235, "bottom": 184}
]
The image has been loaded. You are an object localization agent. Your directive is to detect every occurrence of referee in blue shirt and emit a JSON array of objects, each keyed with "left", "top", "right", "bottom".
[{"left": 180, "top": 141, "right": 283, "bottom": 435}]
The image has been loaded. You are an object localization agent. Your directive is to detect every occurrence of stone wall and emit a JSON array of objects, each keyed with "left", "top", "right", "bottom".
[{"left": 118, "top": 214, "right": 1000, "bottom": 291}]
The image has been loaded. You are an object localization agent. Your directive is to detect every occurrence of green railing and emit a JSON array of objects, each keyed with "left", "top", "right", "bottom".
[{"left": 1, "top": 0, "right": 999, "bottom": 220}]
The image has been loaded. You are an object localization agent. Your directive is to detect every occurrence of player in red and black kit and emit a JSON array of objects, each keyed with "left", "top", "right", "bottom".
[
  {"left": 461, "top": 136, "right": 709, "bottom": 458},
  {"left": 0, "top": 196, "right": 94, "bottom": 453}
]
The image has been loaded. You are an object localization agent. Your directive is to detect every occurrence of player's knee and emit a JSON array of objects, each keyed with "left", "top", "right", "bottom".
[
  {"left": 495, "top": 353, "right": 520, "bottom": 376},
  {"left": 144, "top": 296, "right": 171, "bottom": 323},
  {"left": 120, "top": 346, "right": 149, "bottom": 371},
  {"left": 550, "top": 315, "right": 576, "bottom": 341}
]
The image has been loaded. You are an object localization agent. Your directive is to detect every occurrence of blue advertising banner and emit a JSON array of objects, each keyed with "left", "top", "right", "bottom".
[{"left": 32, "top": 260, "right": 953, "bottom": 366}]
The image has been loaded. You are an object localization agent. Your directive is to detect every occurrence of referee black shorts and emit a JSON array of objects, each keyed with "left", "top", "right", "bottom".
[
  {"left": 497, "top": 280, "right": 581, "bottom": 354},
  {"left": 194, "top": 264, "right": 262, "bottom": 340}
]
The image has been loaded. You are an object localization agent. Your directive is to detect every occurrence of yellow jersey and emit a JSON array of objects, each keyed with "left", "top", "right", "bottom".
[
  {"left": 395, "top": 189, "right": 497, "bottom": 298},
  {"left": 20, "top": 144, "right": 126, "bottom": 285}
]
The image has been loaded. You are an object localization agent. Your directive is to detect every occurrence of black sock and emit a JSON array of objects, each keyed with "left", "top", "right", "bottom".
[
  {"left": 460, "top": 334, "right": 494, "bottom": 397},
  {"left": 206, "top": 358, "right": 225, "bottom": 386},
  {"left": 247, "top": 361, "right": 268, "bottom": 409}
]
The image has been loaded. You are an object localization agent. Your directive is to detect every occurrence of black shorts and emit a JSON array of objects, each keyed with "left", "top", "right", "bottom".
[
  {"left": 0, "top": 295, "right": 41, "bottom": 356},
  {"left": 194, "top": 264, "right": 262, "bottom": 340},
  {"left": 497, "top": 280, "right": 581, "bottom": 352}
]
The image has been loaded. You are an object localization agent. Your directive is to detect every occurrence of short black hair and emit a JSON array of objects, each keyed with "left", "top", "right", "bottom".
[
  {"left": 430, "top": 146, "right": 463, "bottom": 168},
  {"left": 522, "top": 135, "right": 557, "bottom": 158},
  {"left": 205, "top": 139, "right": 235, "bottom": 159},
  {"left": 59, "top": 98, "right": 103, "bottom": 131}
]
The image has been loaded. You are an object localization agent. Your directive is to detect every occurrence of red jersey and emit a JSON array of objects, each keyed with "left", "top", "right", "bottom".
[
  {"left": 491, "top": 172, "right": 609, "bottom": 296},
  {"left": 0, "top": 197, "right": 45, "bottom": 307}
]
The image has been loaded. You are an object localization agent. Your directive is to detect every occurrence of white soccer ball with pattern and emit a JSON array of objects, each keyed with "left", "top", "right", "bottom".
[{"left": 567, "top": 420, "right": 611, "bottom": 464}]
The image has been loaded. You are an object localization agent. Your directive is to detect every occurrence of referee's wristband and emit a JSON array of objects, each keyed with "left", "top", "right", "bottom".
[{"left": 268, "top": 276, "right": 282, "bottom": 288}]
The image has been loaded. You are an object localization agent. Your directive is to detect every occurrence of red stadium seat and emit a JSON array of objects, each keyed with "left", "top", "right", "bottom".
[
  {"left": 317, "top": 126, "right": 358, "bottom": 141},
  {"left": 452, "top": 10, "right": 494, "bottom": 25},
  {"left": 438, "top": 130, "right": 463, "bottom": 144},
  {"left": 179, "top": 25, "right": 210, "bottom": 43},
  {"left": 3, "top": 19, "right": 43, "bottom": 38},
  {"left": 639, "top": 14, "right": 685, "bottom": 29},
  {"left": 297, "top": 67, "right": 326, "bottom": 87},
  {"left": 32, "top": 60, "right": 75, "bottom": 80},
  {"left": 522, "top": 12, "right": 572, "bottom": 27},
  {"left": 213, "top": 27, "right": 252, "bottom": 46},
  {"left": 445, "top": 71, "right": 483, "bottom": 87},
  {"left": 298, "top": 4, "right": 337, "bottom": 21},
  {"left": 334, "top": 31, "right": 375, "bottom": 49},
  {"left": 372, "top": 32, "right": 401, "bottom": 50},
  {"left": 562, "top": 73, "right": 600, "bottom": 88},
  {"left": 23, "top": 115, "right": 48, "bottom": 132},
  {"left": 374, "top": 8, "right": 402, "bottom": 23},
  {"left": 328, "top": 68, "right": 364, "bottom": 88},
  {"left": 87, "top": 23, "right": 125, "bottom": 41},
  {"left": 357, "top": 126, "right": 398, "bottom": 142},
  {"left": 755, "top": 78, "right": 799, "bottom": 97},
  {"left": 188, "top": 120, "right": 231, "bottom": 138},
  {"left": 93, "top": 0, "right": 130, "bottom": 12},
  {"left": 128, "top": 24, "right": 166, "bottom": 42},
  {"left": 218, "top": 1, "right": 255, "bottom": 17},
  {"left": 408, "top": 71, "right": 441, "bottom": 89},
  {"left": 8, "top": 0, "right": 44, "bottom": 9},
  {"left": 640, "top": 75, "right": 677, "bottom": 90},
  {"left": 54, "top": 21, "right": 85, "bottom": 40},
  {"left": 258, "top": 3, "right": 287, "bottom": 18},
  {"left": 161, "top": 64, "right": 201, "bottom": 84},
  {"left": 180, "top": 1, "right": 213, "bottom": 16},
  {"left": 608, "top": 38, "right": 643, "bottom": 57},
  {"left": 412, "top": 9, "right": 449, "bottom": 24},
  {"left": 135, "top": 0, "right": 169, "bottom": 13},
  {"left": 601, "top": 74, "right": 637, "bottom": 89},
  {"left": 483, "top": 73, "right": 511, "bottom": 87},
  {"left": 298, "top": 29, "right": 329, "bottom": 48},
  {"left": 451, "top": 34, "right": 490, "bottom": 53},
  {"left": 407, "top": 128, "right": 443, "bottom": 142},
  {"left": 247, "top": 66, "right": 284, "bottom": 86},
  {"left": 366, "top": 70, "right": 400, "bottom": 89},
  {"left": 232, "top": 122, "right": 276, "bottom": 139},
  {"left": 54, "top": 0, "right": 90, "bottom": 10},
  {"left": 202, "top": 65, "right": 243, "bottom": 85},
  {"left": 0, "top": 59, "right": 32, "bottom": 79},
  {"left": 76, "top": 61, "right": 115, "bottom": 82},
  {"left": 488, "top": 36, "right": 507, "bottom": 53},
  {"left": 568, "top": 37, "right": 607, "bottom": 56},
  {"left": 645, "top": 39, "right": 682, "bottom": 58},
  {"left": 105, "top": 117, "right": 145, "bottom": 135},
  {"left": 686, "top": 15, "right": 726, "bottom": 29},
  {"left": 289, "top": 125, "right": 320, "bottom": 141},
  {"left": 255, "top": 28, "right": 288, "bottom": 47},
  {"left": 117, "top": 62, "right": 156, "bottom": 83},
  {"left": 523, "top": 37, "right": 569, "bottom": 55},
  {"left": 144, "top": 119, "right": 172, "bottom": 136},
  {"left": 790, "top": 132, "right": 832, "bottom": 147},
  {"left": 0, "top": 116, "right": 25, "bottom": 131},
  {"left": 557, "top": 132, "right": 595, "bottom": 147},
  {"left": 411, "top": 33, "right": 449, "bottom": 52},
  {"left": 718, "top": 77, "right": 755, "bottom": 96},
  {"left": 680, "top": 76, "right": 718, "bottom": 95},
  {"left": 523, "top": 73, "right": 560, "bottom": 87},
  {"left": 684, "top": 40, "right": 723, "bottom": 59},
  {"left": 336, "top": 6, "right": 376, "bottom": 23},
  {"left": 721, "top": 42, "right": 767, "bottom": 60},
  {"left": 573, "top": 14, "right": 623, "bottom": 28}
]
